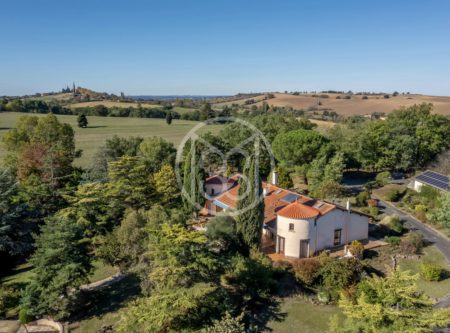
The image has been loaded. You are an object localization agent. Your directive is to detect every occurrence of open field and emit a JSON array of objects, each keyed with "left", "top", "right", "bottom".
[
  {"left": 216, "top": 93, "right": 450, "bottom": 116},
  {"left": 68, "top": 100, "right": 161, "bottom": 109},
  {"left": 213, "top": 94, "right": 266, "bottom": 107},
  {"left": 23, "top": 93, "right": 74, "bottom": 102},
  {"left": 0, "top": 112, "right": 223, "bottom": 167}
]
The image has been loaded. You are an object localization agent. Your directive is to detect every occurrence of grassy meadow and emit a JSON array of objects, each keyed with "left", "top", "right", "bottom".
[{"left": 0, "top": 112, "right": 223, "bottom": 167}]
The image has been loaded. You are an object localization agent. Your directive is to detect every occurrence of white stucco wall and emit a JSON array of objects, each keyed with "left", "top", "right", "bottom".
[
  {"left": 274, "top": 208, "right": 369, "bottom": 258},
  {"left": 314, "top": 209, "right": 368, "bottom": 253},
  {"left": 205, "top": 181, "right": 233, "bottom": 196},
  {"left": 413, "top": 180, "right": 424, "bottom": 192},
  {"left": 276, "top": 215, "right": 312, "bottom": 258}
]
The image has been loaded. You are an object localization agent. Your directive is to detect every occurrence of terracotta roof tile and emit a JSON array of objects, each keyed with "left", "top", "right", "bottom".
[
  {"left": 277, "top": 202, "right": 320, "bottom": 219},
  {"left": 210, "top": 175, "right": 336, "bottom": 224}
]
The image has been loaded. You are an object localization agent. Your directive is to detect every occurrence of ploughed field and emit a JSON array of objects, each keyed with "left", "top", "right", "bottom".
[{"left": 0, "top": 112, "right": 223, "bottom": 167}]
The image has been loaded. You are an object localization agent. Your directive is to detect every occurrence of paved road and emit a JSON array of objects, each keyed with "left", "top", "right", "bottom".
[{"left": 373, "top": 195, "right": 450, "bottom": 265}]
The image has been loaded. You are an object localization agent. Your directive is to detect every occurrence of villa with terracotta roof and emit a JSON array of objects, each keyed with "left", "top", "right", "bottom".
[{"left": 204, "top": 173, "right": 369, "bottom": 259}]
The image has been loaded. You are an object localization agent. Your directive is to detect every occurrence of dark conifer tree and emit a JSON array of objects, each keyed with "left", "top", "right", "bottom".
[
  {"left": 77, "top": 114, "right": 88, "bottom": 128},
  {"left": 235, "top": 143, "right": 264, "bottom": 254},
  {"left": 183, "top": 140, "right": 205, "bottom": 215},
  {"left": 166, "top": 111, "right": 173, "bottom": 125}
]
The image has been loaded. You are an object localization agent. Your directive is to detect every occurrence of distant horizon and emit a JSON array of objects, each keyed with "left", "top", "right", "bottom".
[{"left": 4, "top": 88, "right": 450, "bottom": 99}]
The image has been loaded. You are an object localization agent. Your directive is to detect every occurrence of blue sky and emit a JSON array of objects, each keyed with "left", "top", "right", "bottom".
[{"left": 1, "top": 0, "right": 450, "bottom": 96}]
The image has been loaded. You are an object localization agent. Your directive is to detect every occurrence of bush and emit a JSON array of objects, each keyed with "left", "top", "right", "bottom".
[
  {"left": 362, "top": 96, "right": 369, "bottom": 100},
  {"left": 399, "top": 232, "right": 423, "bottom": 255},
  {"left": 0, "top": 286, "right": 19, "bottom": 316},
  {"left": 293, "top": 258, "right": 321, "bottom": 286},
  {"left": 388, "top": 215, "right": 404, "bottom": 234},
  {"left": 384, "top": 236, "right": 401, "bottom": 246},
  {"left": 414, "top": 204, "right": 428, "bottom": 222},
  {"left": 376, "top": 171, "right": 391, "bottom": 186},
  {"left": 319, "top": 257, "right": 363, "bottom": 300},
  {"left": 19, "top": 308, "right": 32, "bottom": 324},
  {"left": 356, "top": 191, "right": 370, "bottom": 207},
  {"left": 348, "top": 240, "right": 364, "bottom": 258},
  {"left": 360, "top": 206, "right": 379, "bottom": 217},
  {"left": 385, "top": 189, "right": 401, "bottom": 202},
  {"left": 420, "top": 263, "right": 443, "bottom": 281},
  {"left": 368, "top": 206, "right": 379, "bottom": 217},
  {"left": 317, "top": 290, "right": 331, "bottom": 304}
]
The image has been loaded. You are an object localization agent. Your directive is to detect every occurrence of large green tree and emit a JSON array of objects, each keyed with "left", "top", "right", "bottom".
[
  {"left": 272, "top": 129, "right": 328, "bottom": 167},
  {"left": 139, "top": 136, "right": 176, "bottom": 173},
  {"left": 2, "top": 114, "right": 78, "bottom": 215},
  {"left": 331, "top": 269, "right": 450, "bottom": 332},
  {"left": 153, "top": 164, "right": 180, "bottom": 206},
  {"left": 85, "top": 135, "right": 144, "bottom": 181},
  {"left": 106, "top": 156, "right": 155, "bottom": 209},
  {"left": 21, "top": 217, "right": 91, "bottom": 320},
  {"left": 0, "top": 168, "right": 29, "bottom": 258},
  {"left": 118, "top": 223, "right": 220, "bottom": 332}
]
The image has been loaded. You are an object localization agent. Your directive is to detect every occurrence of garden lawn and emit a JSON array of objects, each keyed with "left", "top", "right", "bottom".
[
  {"left": 399, "top": 246, "right": 450, "bottom": 299},
  {"left": 268, "top": 296, "right": 343, "bottom": 333},
  {"left": 363, "top": 244, "right": 450, "bottom": 299}
]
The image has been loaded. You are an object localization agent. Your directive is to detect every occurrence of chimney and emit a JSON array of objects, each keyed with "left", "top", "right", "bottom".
[
  {"left": 271, "top": 170, "right": 278, "bottom": 186},
  {"left": 346, "top": 199, "right": 351, "bottom": 212},
  {"left": 263, "top": 185, "right": 270, "bottom": 196}
]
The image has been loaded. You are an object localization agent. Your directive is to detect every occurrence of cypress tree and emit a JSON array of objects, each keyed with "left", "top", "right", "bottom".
[
  {"left": 183, "top": 140, "right": 205, "bottom": 215},
  {"left": 235, "top": 143, "right": 264, "bottom": 254}
]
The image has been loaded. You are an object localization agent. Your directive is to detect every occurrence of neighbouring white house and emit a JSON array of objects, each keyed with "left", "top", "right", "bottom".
[
  {"left": 409, "top": 170, "right": 450, "bottom": 193},
  {"left": 203, "top": 172, "right": 370, "bottom": 259}
]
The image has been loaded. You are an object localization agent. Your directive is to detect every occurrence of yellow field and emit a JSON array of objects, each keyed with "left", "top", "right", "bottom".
[
  {"left": 68, "top": 100, "right": 161, "bottom": 109},
  {"left": 215, "top": 93, "right": 450, "bottom": 116},
  {"left": 213, "top": 94, "right": 266, "bottom": 107}
]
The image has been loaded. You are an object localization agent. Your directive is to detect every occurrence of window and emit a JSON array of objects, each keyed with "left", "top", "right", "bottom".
[
  {"left": 211, "top": 188, "right": 215, "bottom": 195},
  {"left": 289, "top": 223, "right": 295, "bottom": 231},
  {"left": 334, "top": 229, "right": 342, "bottom": 246}
]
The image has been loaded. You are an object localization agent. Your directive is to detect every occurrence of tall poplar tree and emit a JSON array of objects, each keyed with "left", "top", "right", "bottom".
[{"left": 235, "top": 142, "right": 264, "bottom": 254}]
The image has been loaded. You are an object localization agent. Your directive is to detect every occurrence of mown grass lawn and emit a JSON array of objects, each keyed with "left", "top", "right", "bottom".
[
  {"left": 0, "top": 112, "right": 223, "bottom": 167},
  {"left": 364, "top": 244, "right": 450, "bottom": 299},
  {"left": 69, "top": 274, "right": 140, "bottom": 333},
  {"left": 268, "top": 296, "right": 343, "bottom": 333},
  {"left": 399, "top": 246, "right": 450, "bottom": 299}
]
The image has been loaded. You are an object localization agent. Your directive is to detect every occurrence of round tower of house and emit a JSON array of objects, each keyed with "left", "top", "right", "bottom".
[{"left": 275, "top": 202, "right": 319, "bottom": 258}]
